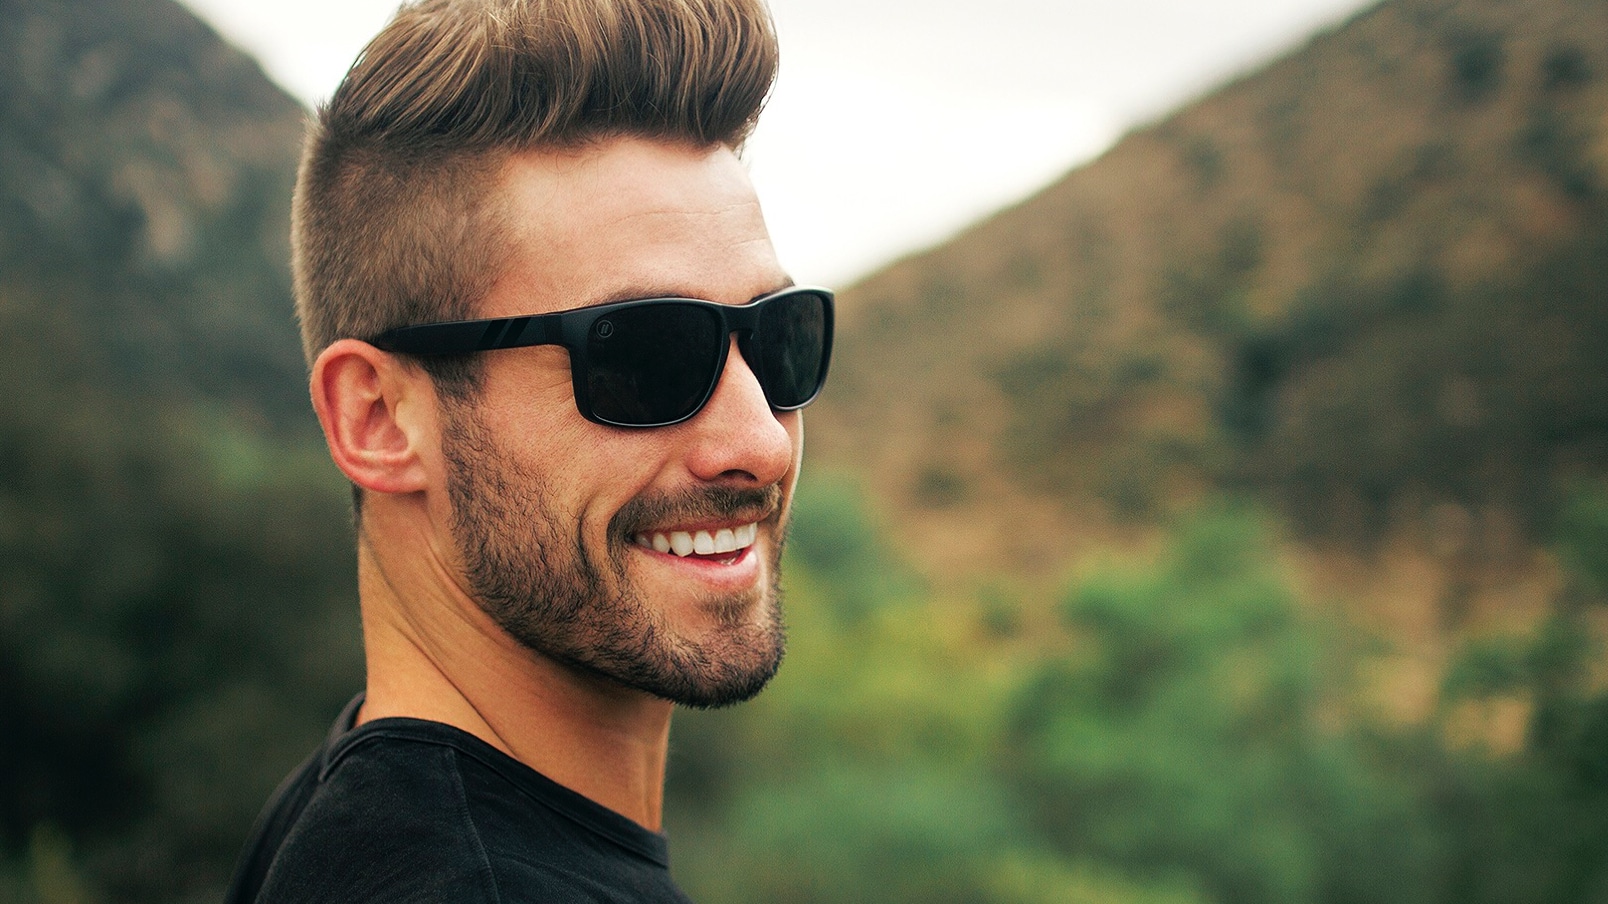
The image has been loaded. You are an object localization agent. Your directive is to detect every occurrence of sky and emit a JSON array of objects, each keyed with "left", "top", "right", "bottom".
[{"left": 181, "top": 0, "right": 1377, "bottom": 285}]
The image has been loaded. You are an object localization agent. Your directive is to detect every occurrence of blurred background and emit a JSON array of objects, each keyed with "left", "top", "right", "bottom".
[{"left": 2, "top": 0, "right": 1607, "bottom": 900}]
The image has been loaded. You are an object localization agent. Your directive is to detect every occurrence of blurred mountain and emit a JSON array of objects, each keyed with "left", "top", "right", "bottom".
[
  {"left": 811, "top": 0, "right": 1608, "bottom": 611},
  {"left": 0, "top": 0, "right": 310, "bottom": 425}
]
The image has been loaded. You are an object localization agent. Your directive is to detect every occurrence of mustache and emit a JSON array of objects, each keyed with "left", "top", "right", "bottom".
[{"left": 611, "top": 484, "right": 783, "bottom": 536}]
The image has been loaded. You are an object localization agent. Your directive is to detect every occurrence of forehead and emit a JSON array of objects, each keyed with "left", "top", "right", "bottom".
[{"left": 485, "top": 138, "right": 786, "bottom": 317}]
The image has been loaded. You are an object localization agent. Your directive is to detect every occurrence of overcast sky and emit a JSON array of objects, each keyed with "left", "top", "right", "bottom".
[{"left": 182, "top": 0, "right": 1376, "bottom": 285}]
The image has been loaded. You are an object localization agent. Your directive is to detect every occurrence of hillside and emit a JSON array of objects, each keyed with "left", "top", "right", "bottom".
[
  {"left": 0, "top": 0, "right": 311, "bottom": 425},
  {"left": 810, "top": 0, "right": 1608, "bottom": 618}
]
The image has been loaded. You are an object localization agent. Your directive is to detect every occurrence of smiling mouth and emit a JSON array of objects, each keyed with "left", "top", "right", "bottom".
[{"left": 632, "top": 523, "right": 759, "bottom": 558}]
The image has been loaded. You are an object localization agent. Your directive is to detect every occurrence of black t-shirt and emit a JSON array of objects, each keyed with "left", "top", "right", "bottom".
[{"left": 225, "top": 695, "right": 694, "bottom": 903}]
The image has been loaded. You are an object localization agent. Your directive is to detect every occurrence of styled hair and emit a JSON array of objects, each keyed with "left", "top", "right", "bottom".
[{"left": 291, "top": 0, "right": 780, "bottom": 389}]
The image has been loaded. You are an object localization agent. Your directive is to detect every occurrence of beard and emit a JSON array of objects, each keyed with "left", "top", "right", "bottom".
[{"left": 439, "top": 401, "right": 787, "bottom": 708}]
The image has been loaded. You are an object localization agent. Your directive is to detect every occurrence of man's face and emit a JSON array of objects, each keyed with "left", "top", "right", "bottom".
[{"left": 434, "top": 138, "right": 800, "bottom": 708}]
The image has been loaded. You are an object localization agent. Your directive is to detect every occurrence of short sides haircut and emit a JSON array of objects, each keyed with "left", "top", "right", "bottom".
[{"left": 291, "top": 0, "right": 780, "bottom": 392}]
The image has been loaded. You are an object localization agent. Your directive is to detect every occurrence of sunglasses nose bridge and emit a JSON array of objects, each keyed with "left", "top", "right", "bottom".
[
  {"left": 715, "top": 300, "right": 757, "bottom": 368},
  {"left": 729, "top": 326, "right": 765, "bottom": 385}
]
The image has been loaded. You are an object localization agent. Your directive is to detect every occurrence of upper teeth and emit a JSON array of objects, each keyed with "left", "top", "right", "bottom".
[{"left": 634, "top": 523, "right": 759, "bottom": 557}]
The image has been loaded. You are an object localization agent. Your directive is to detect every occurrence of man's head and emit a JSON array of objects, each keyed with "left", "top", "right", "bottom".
[{"left": 300, "top": 0, "right": 818, "bottom": 708}]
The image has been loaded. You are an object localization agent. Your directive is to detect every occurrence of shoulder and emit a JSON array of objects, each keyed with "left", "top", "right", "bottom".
[
  {"left": 249, "top": 730, "right": 500, "bottom": 904},
  {"left": 231, "top": 705, "right": 690, "bottom": 904}
]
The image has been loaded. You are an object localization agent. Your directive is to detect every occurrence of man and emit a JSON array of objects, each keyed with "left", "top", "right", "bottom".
[{"left": 224, "top": 0, "right": 831, "bottom": 900}]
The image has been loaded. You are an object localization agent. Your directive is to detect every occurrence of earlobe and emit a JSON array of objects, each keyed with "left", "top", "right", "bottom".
[{"left": 310, "top": 339, "right": 434, "bottom": 496}]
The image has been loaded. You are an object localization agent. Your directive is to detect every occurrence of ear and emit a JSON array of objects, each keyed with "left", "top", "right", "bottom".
[{"left": 310, "top": 339, "right": 436, "bottom": 496}]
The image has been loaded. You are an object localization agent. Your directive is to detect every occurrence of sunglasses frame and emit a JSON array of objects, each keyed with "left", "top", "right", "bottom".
[{"left": 368, "top": 285, "right": 834, "bottom": 428}]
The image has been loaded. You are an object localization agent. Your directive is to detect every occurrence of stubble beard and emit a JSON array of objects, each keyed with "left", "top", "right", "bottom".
[{"left": 440, "top": 401, "right": 787, "bottom": 708}]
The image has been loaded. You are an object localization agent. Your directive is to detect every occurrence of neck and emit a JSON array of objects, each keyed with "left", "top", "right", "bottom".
[{"left": 354, "top": 523, "right": 675, "bottom": 831}]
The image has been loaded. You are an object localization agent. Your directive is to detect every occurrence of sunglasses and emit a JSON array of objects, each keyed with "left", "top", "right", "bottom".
[{"left": 369, "top": 286, "right": 834, "bottom": 428}]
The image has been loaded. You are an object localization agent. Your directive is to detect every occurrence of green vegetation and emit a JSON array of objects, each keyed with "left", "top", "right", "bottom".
[
  {"left": 0, "top": 298, "right": 360, "bottom": 901},
  {"left": 666, "top": 482, "right": 1608, "bottom": 904}
]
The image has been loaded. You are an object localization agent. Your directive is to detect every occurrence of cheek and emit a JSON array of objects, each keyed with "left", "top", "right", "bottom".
[
  {"left": 780, "top": 412, "right": 806, "bottom": 496},
  {"left": 548, "top": 430, "right": 681, "bottom": 544},
  {"left": 784, "top": 410, "right": 805, "bottom": 463},
  {"left": 471, "top": 353, "right": 595, "bottom": 465},
  {"left": 478, "top": 347, "right": 576, "bottom": 419}
]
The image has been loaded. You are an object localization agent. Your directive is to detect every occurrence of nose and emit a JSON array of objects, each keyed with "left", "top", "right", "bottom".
[{"left": 681, "top": 336, "right": 797, "bottom": 486}]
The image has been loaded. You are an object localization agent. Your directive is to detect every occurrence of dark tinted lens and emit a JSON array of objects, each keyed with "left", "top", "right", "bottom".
[
  {"left": 585, "top": 303, "right": 724, "bottom": 424},
  {"left": 756, "top": 290, "right": 829, "bottom": 408}
]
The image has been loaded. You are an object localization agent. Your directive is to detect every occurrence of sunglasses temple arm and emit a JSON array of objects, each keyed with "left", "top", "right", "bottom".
[
  {"left": 480, "top": 315, "right": 568, "bottom": 351},
  {"left": 380, "top": 314, "right": 566, "bottom": 355}
]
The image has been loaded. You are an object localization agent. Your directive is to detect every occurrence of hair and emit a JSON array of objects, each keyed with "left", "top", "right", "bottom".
[{"left": 291, "top": 0, "right": 780, "bottom": 394}]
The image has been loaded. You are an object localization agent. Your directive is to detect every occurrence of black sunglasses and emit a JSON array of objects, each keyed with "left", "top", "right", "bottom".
[{"left": 369, "top": 286, "right": 834, "bottom": 428}]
